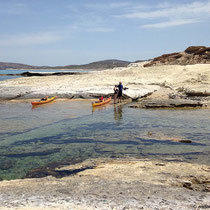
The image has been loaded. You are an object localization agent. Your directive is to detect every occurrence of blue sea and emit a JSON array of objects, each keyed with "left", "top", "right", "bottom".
[{"left": 0, "top": 69, "right": 87, "bottom": 81}]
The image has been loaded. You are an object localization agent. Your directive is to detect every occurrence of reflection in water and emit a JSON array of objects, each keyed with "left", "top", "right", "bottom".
[
  {"left": 114, "top": 105, "right": 123, "bottom": 122},
  {"left": 92, "top": 103, "right": 111, "bottom": 113},
  {"left": 92, "top": 105, "right": 106, "bottom": 113}
]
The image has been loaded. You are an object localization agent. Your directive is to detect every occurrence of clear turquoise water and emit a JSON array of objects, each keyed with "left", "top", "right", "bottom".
[{"left": 0, "top": 100, "right": 209, "bottom": 180}]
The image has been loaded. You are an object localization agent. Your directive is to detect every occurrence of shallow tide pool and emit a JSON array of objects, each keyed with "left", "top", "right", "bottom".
[{"left": 0, "top": 99, "right": 209, "bottom": 180}]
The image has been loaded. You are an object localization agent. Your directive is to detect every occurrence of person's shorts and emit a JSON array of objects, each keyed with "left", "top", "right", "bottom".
[{"left": 118, "top": 91, "right": 122, "bottom": 97}]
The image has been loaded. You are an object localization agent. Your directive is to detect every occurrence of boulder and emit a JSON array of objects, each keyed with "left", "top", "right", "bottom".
[
  {"left": 194, "top": 47, "right": 210, "bottom": 55},
  {"left": 185, "top": 46, "right": 206, "bottom": 54},
  {"left": 185, "top": 91, "right": 210, "bottom": 97}
]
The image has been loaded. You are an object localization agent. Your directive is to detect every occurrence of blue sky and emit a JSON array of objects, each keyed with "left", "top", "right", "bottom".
[{"left": 0, "top": 0, "right": 210, "bottom": 65}]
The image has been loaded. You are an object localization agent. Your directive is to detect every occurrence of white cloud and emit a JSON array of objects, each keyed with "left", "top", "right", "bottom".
[
  {"left": 0, "top": 32, "right": 62, "bottom": 47},
  {"left": 120, "top": 1, "right": 210, "bottom": 19},
  {"left": 142, "top": 19, "right": 199, "bottom": 28},
  {"left": 117, "top": 1, "right": 210, "bottom": 28},
  {"left": 62, "top": 13, "right": 114, "bottom": 33}
]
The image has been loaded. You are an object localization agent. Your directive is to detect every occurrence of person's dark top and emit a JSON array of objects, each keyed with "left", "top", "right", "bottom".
[{"left": 118, "top": 84, "right": 123, "bottom": 92}]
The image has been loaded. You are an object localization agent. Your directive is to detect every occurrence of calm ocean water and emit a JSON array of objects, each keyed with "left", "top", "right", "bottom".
[
  {"left": 0, "top": 69, "right": 88, "bottom": 81},
  {"left": 0, "top": 100, "right": 209, "bottom": 180},
  {"left": 0, "top": 75, "right": 21, "bottom": 81}
]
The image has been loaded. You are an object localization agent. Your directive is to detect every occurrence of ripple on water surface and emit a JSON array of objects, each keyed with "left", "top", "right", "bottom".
[{"left": 0, "top": 100, "right": 209, "bottom": 180}]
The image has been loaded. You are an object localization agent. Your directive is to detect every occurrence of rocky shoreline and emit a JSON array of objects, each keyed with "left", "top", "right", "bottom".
[
  {"left": 129, "top": 87, "right": 210, "bottom": 109},
  {"left": 0, "top": 62, "right": 209, "bottom": 109},
  {"left": 0, "top": 158, "right": 209, "bottom": 209}
]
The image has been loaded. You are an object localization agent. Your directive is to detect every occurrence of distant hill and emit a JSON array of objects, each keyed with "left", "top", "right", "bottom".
[
  {"left": 144, "top": 46, "right": 210, "bottom": 67},
  {"left": 0, "top": 59, "right": 131, "bottom": 70},
  {"left": 0, "top": 62, "right": 35, "bottom": 70},
  {"left": 61, "top": 59, "right": 131, "bottom": 69}
]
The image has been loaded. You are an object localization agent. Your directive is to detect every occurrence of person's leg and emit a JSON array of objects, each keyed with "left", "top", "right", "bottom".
[
  {"left": 118, "top": 91, "right": 122, "bottom": 103},
  {"left": 114, "top": 94, "right": 117, "bottom": 104}
]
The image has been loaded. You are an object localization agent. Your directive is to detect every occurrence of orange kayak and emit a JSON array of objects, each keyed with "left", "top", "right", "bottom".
[
  {"left": 31, "top": 96, "right": 57, "bottom": 105},
  {"left": 92, "top": 97, "right": 111, "bottom": 107}
]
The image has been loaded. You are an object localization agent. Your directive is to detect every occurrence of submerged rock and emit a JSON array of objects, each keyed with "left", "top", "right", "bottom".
[
  {"left": 0, "top": 159, "right": 14, "bottom": 170},
  {"left": 4, "top": 148, "right": 61, "bottom": 158},
  {"left": 178, "top": 139, "right": 192, "bottom": 143},
  {"left": 25, "top": 165, "right": 94, "bottom": 179},
  {"left": 130, "top": 99, "right": 203, "bottom": 108}
]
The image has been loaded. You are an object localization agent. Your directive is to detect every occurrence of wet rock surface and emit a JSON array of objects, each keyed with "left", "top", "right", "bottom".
[{"left": 130, "top": 98, "right": 203, "bottom": 108}]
